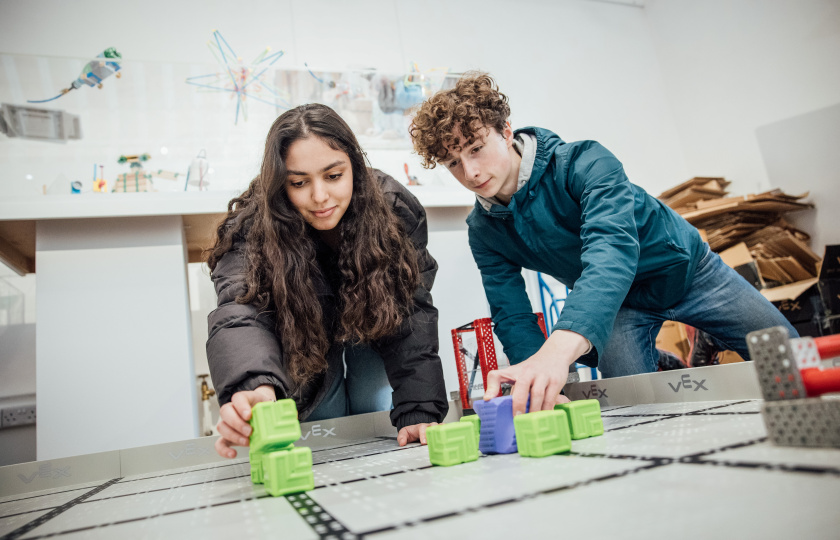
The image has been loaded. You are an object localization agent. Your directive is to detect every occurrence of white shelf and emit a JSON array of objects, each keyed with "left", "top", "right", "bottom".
[
  {"left": 0, "top": 192, "right": 237, "bottom": 221},
  {"left": 0, "top": 187, "right": 474, "bottom": 221}
]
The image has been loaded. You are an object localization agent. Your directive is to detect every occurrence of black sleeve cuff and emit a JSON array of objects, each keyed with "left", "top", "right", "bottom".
[
  {"left": 394, "top": 410, "right": 440, "bottom": 431},
  {"left": 576, "top": 346, "right": 599, "bottom": 369},
  {"left": 219, "top": 375, "right": 285, "bottom": 406}
]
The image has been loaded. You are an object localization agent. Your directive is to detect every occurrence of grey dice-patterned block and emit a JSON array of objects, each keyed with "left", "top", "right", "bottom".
[
  {"left": 746, "top": 326, "right": 807, "bottom": 401},
  {"left": 762, "top": 398, "right": 840, "bottom": 448}
]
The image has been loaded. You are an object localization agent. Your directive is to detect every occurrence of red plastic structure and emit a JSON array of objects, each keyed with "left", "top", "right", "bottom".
[
  {"left": 452, "top": 313, "right": 547, "bottom": 410},
  {"left": 799, "top": 334, "right": 840, "bottom": 397}
]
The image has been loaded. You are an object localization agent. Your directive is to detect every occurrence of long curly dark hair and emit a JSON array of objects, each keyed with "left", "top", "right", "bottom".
[{"left": 207, "top": 104, "right": 420, "bottom": 387}]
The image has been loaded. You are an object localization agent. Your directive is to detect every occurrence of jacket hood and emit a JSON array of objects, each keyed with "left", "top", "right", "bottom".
[{"left": 516, "top": 126, "right": 565, "bottom": 184}]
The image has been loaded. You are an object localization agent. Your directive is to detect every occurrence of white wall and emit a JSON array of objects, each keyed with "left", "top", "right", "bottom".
[
  {"left": 645, "top": 0, "right": 840, "bottom": 198},
  {"left": 397, "top": 0, "right": 690, "bottom": 196},
  {"left": 755, "top": 103, "right": 840, "bottom": 251},
  {"left": 0, "top": 0, "right": 689, "bottom": 197},
  {"left": 6, "top": 0, "right": 834, "bottom": 201}
]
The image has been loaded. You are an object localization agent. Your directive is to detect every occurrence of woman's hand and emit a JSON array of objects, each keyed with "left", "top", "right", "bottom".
[
  {"left": 397, "top": 422, "right": 439, "bottom": 447},
  {"left": 214, "top": 385, "right": 277, "bottom": 458}
]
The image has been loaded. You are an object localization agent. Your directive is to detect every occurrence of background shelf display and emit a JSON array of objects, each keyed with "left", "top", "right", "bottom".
[{"left": 0, "top": 52, "right": 465, "bottom": 200}]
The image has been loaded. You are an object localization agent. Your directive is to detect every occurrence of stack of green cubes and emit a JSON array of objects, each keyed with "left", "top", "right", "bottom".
[
  {"left": 426, "top": 398, "right": 605, "bottom": 466},
  {"left": 249, "top": 399, "right": 314, "bottom": 497}
]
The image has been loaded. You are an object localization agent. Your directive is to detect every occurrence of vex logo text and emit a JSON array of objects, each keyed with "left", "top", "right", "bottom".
[
  {"left": 301, "top": 424, "right": 336, "bottom": 440},
  {"left": 18, "top": 463, "right": 71, "bottom": 484},
  {"left": 667, "top": 373, "right": 708, "bottom": 393},
  {"left": 777, "top": 300, "right": 802, "bottom": 313},
  {"left": 581, "top": 384, "right": 607, "bottom": 399},
  {"left": 169, "top": 443, "right": 212, "bottom": 460}
]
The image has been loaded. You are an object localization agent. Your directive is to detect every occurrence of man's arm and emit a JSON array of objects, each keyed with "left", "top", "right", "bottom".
[
  {"left": 470, "top": 229, "right": 584, "bottom": 413},
  {"left": 469, "top": 229, "right": 547, "bottom": 364},
  {"left": 484, "top": 328, "right": 585, "bottom": 414},
  {"left": 551, "top": 141, "right": 640, "bottom": 355},
  {"left": 483, "top": 142, "right": 641, "bottom": 415}
]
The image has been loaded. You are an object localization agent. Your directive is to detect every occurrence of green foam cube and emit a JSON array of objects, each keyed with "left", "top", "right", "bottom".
[
  {"left": 554, "top": 399, "right": 604, "bottom": 440},
  {"left": 459, "top": 414, "right": 481, "bottom": 440},
  {"left": 262, "top": 446, "right": 314, "bottom": 497},
  {"left": 249, "top": 446, "right": 265, "bottom": 484},
  {"left": 250, "top": 444, "right": 295, "bottom": 484},
  {"left": 249, "top": 399, "right": 301, "bottom": 452},
  {"left": 426, "top": 422, "right": 479, "bottom": 467},
  {"left": 513, "top": 410, "right": 572, "bottom": 458}
]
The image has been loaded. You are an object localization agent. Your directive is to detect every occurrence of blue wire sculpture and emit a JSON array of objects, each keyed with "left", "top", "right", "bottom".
[{"left": 185, "top": 31, "right": 291, "bottom": 125}]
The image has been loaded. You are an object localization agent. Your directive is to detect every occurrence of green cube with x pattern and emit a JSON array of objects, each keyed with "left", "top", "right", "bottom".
[
  {"left": 250, "top": 446, "right": 266, "bottom": 484},
  {"left": 459, "top": 414, "right": 481, "bottom": 440},
  {"left": 513, "top": 409, "right": 572, "bottom": 457},
  {"left": 249, "top": 399, "right": 301, "bottom": 452},
  {"left": 426, "top": 422, "right": 479, "bottom": 466},
  {"left": 554, "top": 399, "right": 604, "bottom": 440},
  {"left": 262, "top": 446, "right": 314, "bottom": 497}
]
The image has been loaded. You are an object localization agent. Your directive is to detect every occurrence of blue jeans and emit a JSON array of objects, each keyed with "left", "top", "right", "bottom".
[
  {"left": 596, "top": 244, "right": 797, "bottom": 378},
  {"left": 306, "top": 344, "right": 393, "bottom": 421}
]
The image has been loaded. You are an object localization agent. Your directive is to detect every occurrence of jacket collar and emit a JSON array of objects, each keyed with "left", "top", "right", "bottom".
[
  {"left": 472, "top": 127, "right": 565, "bottom": 219},
  {"left": 515, "top": 126, "right": 563, "bottom": 183}
]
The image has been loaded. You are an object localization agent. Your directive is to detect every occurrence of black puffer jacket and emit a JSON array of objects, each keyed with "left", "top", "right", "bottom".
[{"left": 206, "top": 170, "right": 448, "bottom": 430}]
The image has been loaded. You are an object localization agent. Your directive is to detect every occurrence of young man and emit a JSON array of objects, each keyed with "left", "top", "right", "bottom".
[{"left": 410, "top": 72, "right": 796, "bottom": 416}]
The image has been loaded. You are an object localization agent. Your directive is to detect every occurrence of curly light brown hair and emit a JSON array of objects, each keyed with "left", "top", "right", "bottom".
[{"left": 409, "top": 71, "right": 510, "bottom": 169}]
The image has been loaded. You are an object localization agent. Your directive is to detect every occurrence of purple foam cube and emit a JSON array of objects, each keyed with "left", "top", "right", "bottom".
[{"left": 473, "top": 396, "right": 519, "bottom": 454}]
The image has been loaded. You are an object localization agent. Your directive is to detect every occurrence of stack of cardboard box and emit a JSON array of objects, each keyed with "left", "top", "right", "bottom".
[
  {"left": 659, "top": 177, "right": 813, "bottom": 252},
  {"left": 658, "top": 177, "right": 837, "bottom": 341},
  {"left": 658, "top": 177, "right": 731, "bottom": 215}
]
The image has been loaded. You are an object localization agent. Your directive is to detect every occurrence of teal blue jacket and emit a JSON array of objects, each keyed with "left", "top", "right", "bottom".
[{"left": 467, "top": 127, "right": 705, "bottom": 364}]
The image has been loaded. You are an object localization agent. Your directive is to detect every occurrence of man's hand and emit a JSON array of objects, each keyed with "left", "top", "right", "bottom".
[
  {"left": 215, "top": 385, "right": 277, "bottom": 458},
  {"left": 484, "top": 329, "right": 589, "bottom": 416},
  {"left": 397, "top": 422, "right": 438, "bottom": 446}
]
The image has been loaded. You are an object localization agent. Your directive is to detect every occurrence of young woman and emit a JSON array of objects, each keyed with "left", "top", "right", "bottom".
[{"left": 207, "top": 104, "right": 448, "bottom": 458}]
